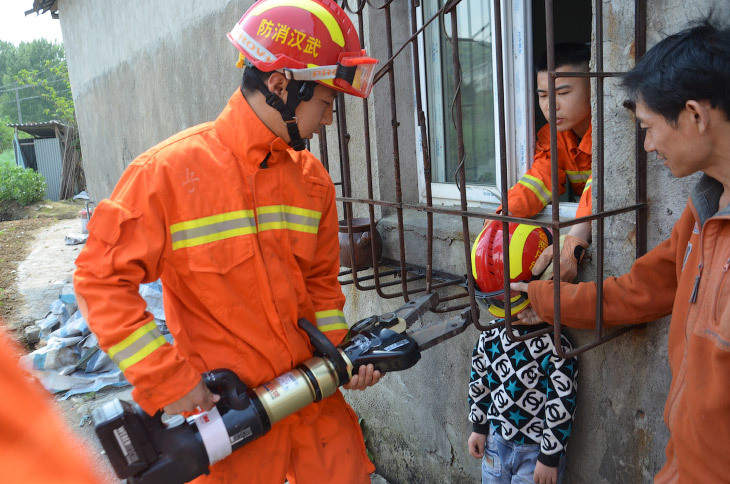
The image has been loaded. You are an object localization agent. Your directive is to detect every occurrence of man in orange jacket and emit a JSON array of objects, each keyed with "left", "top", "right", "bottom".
[
  {"left": 0, "top": 326, "right": 102, "bottom": 484},
  {"left": 503, "top": 43, "right": 593, "bottom": 282},
  {"left": 74, "top": 1, "right": 381, "bottom": 482},
  {"left": 512, "top": 20, "right": 730, "bottom": 482}
]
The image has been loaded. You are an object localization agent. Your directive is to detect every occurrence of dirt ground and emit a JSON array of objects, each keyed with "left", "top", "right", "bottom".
[{"left": 0, "top": 199, "right": 84, "bottom": 339}]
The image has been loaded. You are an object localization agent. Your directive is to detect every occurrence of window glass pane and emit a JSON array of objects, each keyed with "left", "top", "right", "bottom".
[{"left": 424, "top": 0, "right": 495, "bottom": 186}]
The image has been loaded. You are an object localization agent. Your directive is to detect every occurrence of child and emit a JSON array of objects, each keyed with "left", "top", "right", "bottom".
[
  {"left": 467, "top": 320, "right": 578, "bottom": 484},
  {"left": 468, "top": 221, "right": 579, "bottom": 483}
]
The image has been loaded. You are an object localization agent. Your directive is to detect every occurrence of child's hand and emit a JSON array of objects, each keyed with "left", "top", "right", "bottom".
[
  {"left": 533, "top": 461, "right": 558, "bottom": 484},
  {"left": 467, "top": 432, "right": 486, "bottom": 458}
]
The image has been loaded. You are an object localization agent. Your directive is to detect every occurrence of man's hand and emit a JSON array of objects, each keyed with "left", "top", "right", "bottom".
[
  {"left": 467, "top": 432, "right": 486, "bottom": 458},
  {"left": 163, "top": 378, "right": 220, "bottom": 415},
  {"left": 533, "top": 461, "right": 558, "bottom": 484},
  {"left": 509, "top": 282, "right": 543, "bottom": 325},
  {"left": 534, "top": 234, "right": 589, "bottom": 283},
  {"left": 342, "top": 363, "right": 382, "bottom": 390}
]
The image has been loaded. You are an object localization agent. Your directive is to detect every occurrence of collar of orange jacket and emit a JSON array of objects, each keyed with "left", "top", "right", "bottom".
[
  {"left": 214, "top": 88, "right": 294, "bottom": 165},
  {"left": 578, "top": 124, "right": 592, "bottom": 154}
]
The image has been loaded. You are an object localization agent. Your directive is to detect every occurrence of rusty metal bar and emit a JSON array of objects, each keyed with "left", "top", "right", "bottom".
[
  {"left": 488, "top": 0, "right": 509, "bottom": 333},
  {"left": 326, "top": 0, "right": 649, "bottom": 357},
  {"left": 635, "top": 0, "right": 648, "bottom": 258},
  {"left": 337, "top": 195, "right": 645, "bottom": 225},
  {"left": 382, "top": 1, "right": 411, "bottom": 302},
  {"left": 593, "top": 0, "right": 606, "bottom": 343},
  {"left": 446, "top": 0, "right": 481, "bottom": 331},
  {"left": 409, "top": 0, "right": 434, "bottom": 294}
]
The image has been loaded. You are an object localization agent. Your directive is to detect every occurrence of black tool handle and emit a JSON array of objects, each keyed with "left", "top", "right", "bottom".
[
  {"left": 202, "top": 368, "right": 250, "bottom": 411},
  {"left": 298, "top": 318, "right": 350, "bottom": 385}
]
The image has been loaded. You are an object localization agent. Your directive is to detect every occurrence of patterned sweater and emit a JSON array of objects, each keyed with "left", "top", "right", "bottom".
[{"left": 468, "top": 321, "right": 578, "bottom": 467}]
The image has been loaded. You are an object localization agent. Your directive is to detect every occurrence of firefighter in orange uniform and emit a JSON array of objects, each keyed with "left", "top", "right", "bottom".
[
  {"left": 74, "top": 1, "right": 381, "bottom": 482},
  {"left": 0, "top": 327, "right": 102, "bottom": 484},
  {"left": 500, "top": 43, "right": 594, "bottom": 283}
]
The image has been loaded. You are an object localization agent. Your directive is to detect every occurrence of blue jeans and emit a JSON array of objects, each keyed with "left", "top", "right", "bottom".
[{"left": 481, "top": 430, "right": 566, "bottom": 484}]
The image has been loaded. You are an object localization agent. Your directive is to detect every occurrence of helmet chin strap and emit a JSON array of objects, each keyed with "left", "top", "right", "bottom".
[{"left": 242, "top": 64, "right": 316, "bottom": 151}]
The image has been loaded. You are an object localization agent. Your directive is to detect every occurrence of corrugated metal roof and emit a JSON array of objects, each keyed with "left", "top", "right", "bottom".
[
  {"left": 25, "top": 0, "right": 58, "bottom": 19},
  {"left": 6, "top": 121, "right": 70, "bottom": 138}
]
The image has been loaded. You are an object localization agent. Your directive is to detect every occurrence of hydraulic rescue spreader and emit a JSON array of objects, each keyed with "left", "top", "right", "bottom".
[{"left": 93, "top": 294, "right": 472, "bottom": 483}]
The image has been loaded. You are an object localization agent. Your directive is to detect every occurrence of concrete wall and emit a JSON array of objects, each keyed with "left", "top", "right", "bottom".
[
  {"left": 58, "top": 0, "right": 253, "bottom": 201},
  {"left": 58, "top": 0, "right": 717, "bottom": 482}
]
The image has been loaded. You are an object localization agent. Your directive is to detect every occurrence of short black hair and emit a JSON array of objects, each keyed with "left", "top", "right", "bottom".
[
  {"left": 622, "top": 18, "right": 730, "bottom": 124},
  {"left": 241, "top": 67, "right": 273, "bottom": 94},
  {"left": 535, "top": 42, "right": 591, "bottom": 73}
]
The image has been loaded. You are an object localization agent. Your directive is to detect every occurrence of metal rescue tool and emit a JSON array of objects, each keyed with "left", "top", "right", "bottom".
[{"left": 93, "top": 293, "right": 472, "bottom": 483}]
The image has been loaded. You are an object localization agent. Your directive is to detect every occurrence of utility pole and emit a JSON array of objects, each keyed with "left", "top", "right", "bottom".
[{"left": 15, "top": 82, "right": 23, "bottom": 124}]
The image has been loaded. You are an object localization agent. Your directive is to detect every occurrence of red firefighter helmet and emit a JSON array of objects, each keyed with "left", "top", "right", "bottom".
[
  {"left": 228, "top": 0, "right": 377, "bottom": 98},
  {"left": 471, "top": 220, "right": 552, "bottom": 317}
]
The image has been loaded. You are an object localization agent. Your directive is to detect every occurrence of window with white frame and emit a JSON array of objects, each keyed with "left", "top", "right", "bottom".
[{"left": 416, "top": 0, "right": 535, "bottom": 208}]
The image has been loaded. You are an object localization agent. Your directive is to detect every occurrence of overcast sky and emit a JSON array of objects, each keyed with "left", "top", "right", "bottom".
[{"left": 0, "top": 2, "right": 63, "bottom": 45}]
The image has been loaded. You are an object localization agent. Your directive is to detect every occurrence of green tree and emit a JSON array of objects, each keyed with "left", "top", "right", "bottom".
[
  {"left": 15, "top": 59, "right": 74, "bottom": 123},
  {"left": 0, "top": 39, "right": 68, "bottom": 124}
]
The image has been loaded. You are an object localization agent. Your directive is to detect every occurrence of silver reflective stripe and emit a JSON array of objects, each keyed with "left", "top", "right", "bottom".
[
  {"left": 517, "top": 174, "right": 551, "bottom": 205},
  {"left": 257, "top": 205, "right": 321, "bottom": 234},
  {"left": 565, "top": 171, "right": 591, "bottom": 184},
  {"left": 107, "top": 320, "right": 167, "bottom": 372},
  {"left": 315, "top": 309, "right": 348, "bottom": 332},
  {"left": 170, "top": 210, "right": 257, "bottom": 250}
]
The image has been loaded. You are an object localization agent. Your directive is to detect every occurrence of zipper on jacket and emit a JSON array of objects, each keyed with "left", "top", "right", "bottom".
[
  {"left": 690, "top": 263, "right": 703, "bottom": 303},
  {"left": 260, "top": 152, "right": 271, "bottom": 169}
]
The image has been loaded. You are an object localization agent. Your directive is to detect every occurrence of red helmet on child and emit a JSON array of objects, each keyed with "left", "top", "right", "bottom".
[{"left": 471, "top": 220, "right": 552, "bottom": 317}]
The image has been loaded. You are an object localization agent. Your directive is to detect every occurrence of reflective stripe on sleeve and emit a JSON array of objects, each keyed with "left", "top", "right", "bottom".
[
  {"left": 257, "top": 205, "right": 321, "bottom": 234},
  {"left": 583, "top": 176, "right": 592, "bottom": 188},
  {"left": 565, "top": 170, "right": 591, "bottom": 184},
  {"left": 315, "top": 309, "right": 348, "bottom": 332},
  {"left": 107, "top": 320, "right": 167, "bottom": 372},
  {"left": 517, "top": 174, "right": 551, "bottom": 205},
  {"left": 170, "top": 210, "right": 257, "bottom": 250}
]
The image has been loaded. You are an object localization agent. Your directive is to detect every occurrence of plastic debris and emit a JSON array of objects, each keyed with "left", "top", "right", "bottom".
[{"left": 21, "top": 280, "right": 172, "bottom": 398}]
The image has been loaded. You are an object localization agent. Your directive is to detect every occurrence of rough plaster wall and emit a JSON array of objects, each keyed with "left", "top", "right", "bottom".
[{"left": 59, "top": 0, "right": 253, "bottom": 201}]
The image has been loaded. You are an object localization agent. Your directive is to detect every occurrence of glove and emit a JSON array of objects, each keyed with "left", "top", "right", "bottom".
[{"left": 533, "top": 234, "right": 589, "bottom": 282}]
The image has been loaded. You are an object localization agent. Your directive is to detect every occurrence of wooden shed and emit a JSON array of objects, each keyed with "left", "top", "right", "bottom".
[{"left": 9, "top": 121, "right": 82, "bottom": 201}]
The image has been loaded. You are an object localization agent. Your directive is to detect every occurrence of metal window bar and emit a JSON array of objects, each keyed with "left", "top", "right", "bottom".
[{"left": 323, "top": 0, "right": 648, "bottom": 356}]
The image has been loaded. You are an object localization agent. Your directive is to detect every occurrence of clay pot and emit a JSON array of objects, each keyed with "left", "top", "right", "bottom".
[{"left": 338, "top": 218, "right": 383, "bottom": 270}]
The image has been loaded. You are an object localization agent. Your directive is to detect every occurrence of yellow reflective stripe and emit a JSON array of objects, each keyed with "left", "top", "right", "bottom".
[
  {"left": 170, "top": 210, "right": 257, "bottom": 250},
  {"left": 316, "top": 309, "right": 348, "bottom": 332},
  {"left": 488, "top": 295, "right": 531, "bottom": 318},
  {"left": 471, "top": 224, "right": 489, "bottom": 279},
  {"left": 107, "top": 320, "right": 167, "bottom": 372},
  {"left": 257, "top": 205, "right": 321, "bottom": 234},
  {"left": 517, "top": 174, "right": 551, "bottom": 206},
  {"left": 508, "top": 224, "right": 541, "bottom": 280},
  {"left": 251, "top": 0, "right": 345, "bottom": 47},
  {"left": 584, "top": 176, "right": 593, "bottom": 188},
  {"left": 565, "top": 170, "right": 591, "bottom": 183}
]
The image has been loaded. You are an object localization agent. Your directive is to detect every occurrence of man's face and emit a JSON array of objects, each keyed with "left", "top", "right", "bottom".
[
  {"left": 537, "top": 64, "right": 591, "bottom": 136},
  {"left": 293, "top": 84, "right": 337, "bottom": 140},
  {"left": 635, "top": 100, "right": 712, "bottom": 178}
]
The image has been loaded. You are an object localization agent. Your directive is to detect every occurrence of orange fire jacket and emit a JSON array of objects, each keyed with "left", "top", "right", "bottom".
[
  {"left": 74, "top": 91, "right": 351, "bottom": 416},
  {"left": 528, "top": 175, "right": 730, "bottom": 482},
  {"left": 0, "top": 329, "right": 102, "bottom": 484},
  {"left": 505, "top": 124, "right": 592, "bottom": 218}
]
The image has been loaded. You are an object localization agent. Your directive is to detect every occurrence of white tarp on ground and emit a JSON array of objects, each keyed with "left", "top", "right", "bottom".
[{"left": 21, "top": 281, "right": 171, "bottom": 399}]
